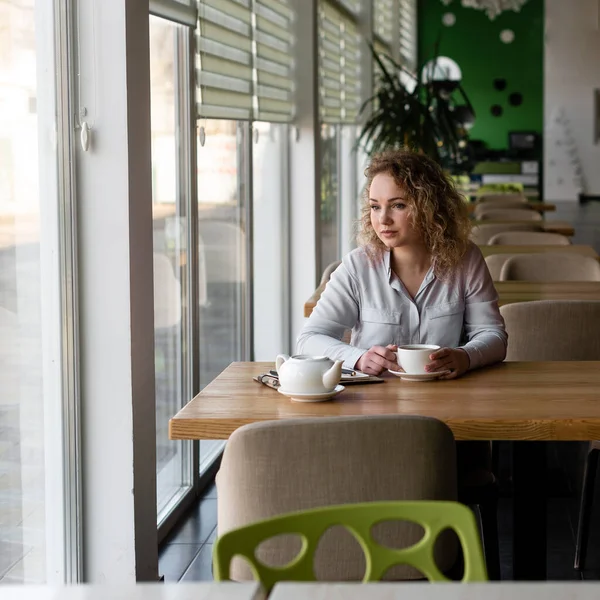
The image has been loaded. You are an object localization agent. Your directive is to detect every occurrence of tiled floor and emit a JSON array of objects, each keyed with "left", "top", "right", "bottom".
[{"left": 159, "top": 481, "right": 218, "bottom": 582}]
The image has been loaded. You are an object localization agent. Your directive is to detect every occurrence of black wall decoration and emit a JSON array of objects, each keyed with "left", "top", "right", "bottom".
[
  {"left": 493, "top": 78, "right": 507, "bottom": 91},
  {"left": 509, "top": 92, "right": 523, "bottom": 107},
  {"left": 491, "top": 105, "right": 503, "bottom": 117}
]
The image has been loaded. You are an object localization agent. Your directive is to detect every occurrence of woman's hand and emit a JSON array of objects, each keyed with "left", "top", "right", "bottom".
[
  {"left": 356, "top": 344, "right": 398, "bottom": 375},
  {"left": 426, "top": 347, "right": 470, "bottom": 380}
]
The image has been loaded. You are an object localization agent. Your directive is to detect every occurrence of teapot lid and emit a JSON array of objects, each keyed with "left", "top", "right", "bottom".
[{"left": 291, "top": 355, "right": 330, "bottom": 362}]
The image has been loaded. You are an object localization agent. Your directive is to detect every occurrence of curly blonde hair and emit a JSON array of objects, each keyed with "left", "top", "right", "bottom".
[{"left": 358, "top": 149, "right": 471, "bottom": 278}]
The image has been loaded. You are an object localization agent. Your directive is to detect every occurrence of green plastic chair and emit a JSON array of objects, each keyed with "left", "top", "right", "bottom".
[{"left": 213, "top": 501, "right": 487, "bottom": 591}]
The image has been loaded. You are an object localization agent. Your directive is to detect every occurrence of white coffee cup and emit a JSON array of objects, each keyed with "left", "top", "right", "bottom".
[{"left": 397, "top": 344, "right": 440, "bottom": 375}]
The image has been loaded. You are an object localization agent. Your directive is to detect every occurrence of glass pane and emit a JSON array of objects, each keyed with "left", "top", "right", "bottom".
[
  {"left": 339, "top": 125, "right": 359, "bottom": 256},
  {"left": 197, "top": 120, "right": 246, "bottom": 471},
  {"left": 0, "top": 0, "right": 63, "bottom": 584},
  {"left": 150, "top": 16, "right": 192, "bottom": 521},
  {"left": 320, "top": 123, "right": 340, "bottom": 278},
  {"left": 252, "top": 122, "right": 288, "bottom": 360}
]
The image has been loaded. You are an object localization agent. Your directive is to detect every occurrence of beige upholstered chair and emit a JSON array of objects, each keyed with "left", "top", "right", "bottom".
[
  {"left": 478, "top": 193, "right": 526, "bottom": 204},
  {"left": 499, "top": 253, "right": 600, "bottom": 282},
  {"left": 474, "top": 202, "right": 533, "bottom": 218},
  {"left": 478, "top": 209, "right": 543, "bottom": 222},
  {"left": 320, "top": 260, "right": 342, "bottom": 286},
  {"left": 500, "top": 300, "right": 600, "bottom": 571},
  {"left": 216, "top": 416, "right": 458, "bottom": 581},
  {"left": 500, "top": 300, "right": 600, "bottom": 361},
  {"left": 318, "top": 260, "right": 350, "bottom": 343},
  {"left": 470, "top": 223, "right": 543, "bottom": 245},
  {"left": 487, "top": 231, "right": 570, "bottom": 246},
  {"left": 484, "top": 254, "right": 517, "bottom": 280}
]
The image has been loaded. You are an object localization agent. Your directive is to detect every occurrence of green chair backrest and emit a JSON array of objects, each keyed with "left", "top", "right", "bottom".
[{"left": 213, "top": 501, "right": 487, "bottom": 591}]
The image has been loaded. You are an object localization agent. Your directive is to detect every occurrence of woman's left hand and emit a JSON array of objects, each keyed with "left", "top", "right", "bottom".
[{"left": 425, "top": 347, "right": 470, "bottom": 380}]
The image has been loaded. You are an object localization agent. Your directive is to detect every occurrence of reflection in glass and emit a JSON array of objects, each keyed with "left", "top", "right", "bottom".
[
  {"left": 320, "top": 124, "right": 340, "bottom": 278},
  {"left": 0, "top": 0, "right": 49, "bottom": 583},
  {"left": 252, "top": 122, "right": 288, "bottom": 360},
  {"left": 149, "top": 16, "right": 192, "bottom": 521},
  {"left": 197, "top": 120, "right": 246, "bottom": 469}
]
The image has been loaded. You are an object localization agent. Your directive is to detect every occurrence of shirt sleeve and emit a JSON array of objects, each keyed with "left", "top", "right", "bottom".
[
  {"left": 296, "top": 261, "right": 367, "bottom": 369},
  {"left": 459, "top": 245, "right": 508, "bottom": 370}
]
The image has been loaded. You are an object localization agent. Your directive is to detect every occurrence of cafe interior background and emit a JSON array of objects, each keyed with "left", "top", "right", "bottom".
[{"left": 2, "top": 0, "right": 600, "bottom": 587}]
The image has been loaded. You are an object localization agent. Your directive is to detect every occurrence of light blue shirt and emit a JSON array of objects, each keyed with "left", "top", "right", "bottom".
[{"left": 297, "top": 243, "right": 507, "bottom": 370}]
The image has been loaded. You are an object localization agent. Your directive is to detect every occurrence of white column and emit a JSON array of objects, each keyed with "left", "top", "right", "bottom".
[
  {"left": 544, "top": 0, "right": 600, "bottom": 199},
  {"left": 76, "top": 0, "right": 158, "bottom": 582},
  {"left": 289, "top": 0, "right": 319, "bottom": 347}
]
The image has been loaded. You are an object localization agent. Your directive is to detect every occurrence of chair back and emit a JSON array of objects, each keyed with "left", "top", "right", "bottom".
[
  {"left": 470, "top": 223, "right": 543, "bottom": 245},
  {"left": 478, "top": 209, "right": 542, "bottom": 222},
  {"left": 198, "top": 220, "right": 246, "bottom": 283},
  {"left": 484, "top": 254, "right": 516, "bottom": 280},
  {"left": 153, "top": 253, "right": 182, "bottom": 329},
  {"left": 213, "top": 501, "right": 488, "bottom": 591},
  {"left": 216, "top": 416, "right": 458, "bottom": 581},
  {"left": 478, "top": 193, "right": 526, "bottom": 204},
  {"left": 500, "top": 253, "right": 600, "bottom": 282},
  {"left": 320, "top": 261, "right": 342, "bottom": 286},
  {"left": 487, "top": 231, "right": 570, "bottom": 246},
  {"left": 500, "top": 300, "right": 600, "bottom": 360},
  {"left": 474, "top": 202, "right": 533, "bottom": 218}
]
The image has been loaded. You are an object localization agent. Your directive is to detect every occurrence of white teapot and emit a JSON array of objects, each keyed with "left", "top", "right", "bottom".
[{"left": 275, "top": 354, "right": 343, "bottom": 394}]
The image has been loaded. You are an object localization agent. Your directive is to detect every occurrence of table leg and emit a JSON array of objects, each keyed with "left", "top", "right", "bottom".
[{"left": 512, "top": 441, "right": 547, "bottom": 580}]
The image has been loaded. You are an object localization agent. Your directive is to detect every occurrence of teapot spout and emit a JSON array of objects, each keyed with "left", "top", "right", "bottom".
[{"left": 322, "top": 360, "right": 343, "bottom": 391}]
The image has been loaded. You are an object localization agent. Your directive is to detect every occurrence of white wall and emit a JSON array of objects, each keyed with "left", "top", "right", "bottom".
[{"left": 545, "top": 0, "right": 600, "bottom": 200}]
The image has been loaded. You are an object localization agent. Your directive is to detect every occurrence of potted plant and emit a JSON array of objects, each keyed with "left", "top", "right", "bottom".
[{"left": 357, "top": 43, "right": 475, "bottom": 173}]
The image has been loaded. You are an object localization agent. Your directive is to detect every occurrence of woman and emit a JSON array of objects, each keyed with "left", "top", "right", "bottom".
[{"left": 297, "top": 149, "right": 507, "bottom": 377}]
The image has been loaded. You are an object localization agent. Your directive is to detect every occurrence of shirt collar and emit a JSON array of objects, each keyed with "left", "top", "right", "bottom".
[{"left": 384, "top": 249, "right": 436, "bottom": 294}]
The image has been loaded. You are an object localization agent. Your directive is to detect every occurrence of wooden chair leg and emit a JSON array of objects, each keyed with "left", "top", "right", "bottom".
[{"left": 575, "top": 447, "right": 599, "bottom": 570}]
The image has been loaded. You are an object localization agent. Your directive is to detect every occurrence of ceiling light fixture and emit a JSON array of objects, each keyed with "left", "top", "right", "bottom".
[{"left": 440, "top": 0, "right": 529, "bottom": 20}]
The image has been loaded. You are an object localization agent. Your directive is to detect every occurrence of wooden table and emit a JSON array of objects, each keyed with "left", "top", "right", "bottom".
[
  {"left": 472, "top": 220, "right": 574, "bottom": 236},
  {"left": 304, "top": 275, "right": 600, "bottom": 318},
  {"left": 479, "top": 244, "right": 599, "bottom": 260},
  {"left": 170, "top": 362, "right": 600, "bottom": 442},
  {"left": 495, "top": 281, "right": 600, "bottom": 306},
  {"left": 270, "top": 583, "right": 600, "bottom": 600},
  {"left": 3, "top": 583, "right": 265, "bottom": 600},
  {"left": 467, "top": 202, "right": 555, "bottom": 215},
  {"left": 170, "top": 361, "right": 600, "bottom": 581}
]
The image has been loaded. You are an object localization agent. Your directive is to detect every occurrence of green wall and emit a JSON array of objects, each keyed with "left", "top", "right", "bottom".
[{"left": 418, "top": 0, "right": 544, "bottom": 150}]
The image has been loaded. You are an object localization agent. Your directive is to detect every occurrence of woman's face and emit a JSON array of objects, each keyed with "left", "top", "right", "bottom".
[{"left": 368, "top": 172, "right": 422, "bottom": 249}]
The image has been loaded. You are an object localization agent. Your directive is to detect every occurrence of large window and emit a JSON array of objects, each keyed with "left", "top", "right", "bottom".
[
  {"left": 320, "top": 124, "right": 340, "bottom": 277},
  {"left": 0, "top": 0, "right": 77, "bottom": 583},
  {"left": 252, "top": 122, "right": 290, "bottom": 359},
  {"left": 197, "top": 119, "right": 248, "bottom": 468},
  {"left": 149, "top": 15, "right": 194, "bottom": 524}
]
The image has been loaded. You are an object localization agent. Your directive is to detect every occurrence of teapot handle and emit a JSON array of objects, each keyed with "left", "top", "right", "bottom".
[{"left": 276, "top": 354, "right": 290, "bottom": 372}]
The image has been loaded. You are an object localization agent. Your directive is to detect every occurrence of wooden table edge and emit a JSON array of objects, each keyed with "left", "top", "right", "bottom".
[{"left": 169, "top": 416, "right": 600, "bottom": 442}]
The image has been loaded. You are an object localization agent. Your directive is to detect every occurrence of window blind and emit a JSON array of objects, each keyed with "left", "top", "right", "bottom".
[
  {"left": 254, "top": 0, "right": 295, "bottom": 122},
  {"left": 150, "top": 0, "right": 198, "bottom": 26},
  {"left": 196, "top": 0, "right": 254, "bottom": 119},
  {"left": 399, "top": 0, "right": 417, "bottom": 71},
  {"left": 318, "top": 1, "right": 362, "bottom": 124},
  {"left": 373, "top": 0, "right": 394, "bottom": 46},
  {"left": 373, "top": 38, "right": 392, "bottom": 87},
  {"left": 196, "top": 0, "right": 295, "bottom": 121}
]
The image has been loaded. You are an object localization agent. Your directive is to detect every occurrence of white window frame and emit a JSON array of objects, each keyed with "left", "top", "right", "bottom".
[{"left": 75, "top": 0, "right": 159, "bottom": 581}]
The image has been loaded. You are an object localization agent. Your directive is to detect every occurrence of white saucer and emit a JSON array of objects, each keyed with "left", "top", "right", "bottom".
[
  {"left": 388, "top": 369, "right": 451, "bottom": 382},
  {"left": 278, "top": 384, "right": 345, "bottom": 402}
]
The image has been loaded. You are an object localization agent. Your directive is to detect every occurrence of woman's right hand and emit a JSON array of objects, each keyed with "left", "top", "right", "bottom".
[{"left": 356, "top": 344, "right": 399, "bottom": 375}]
